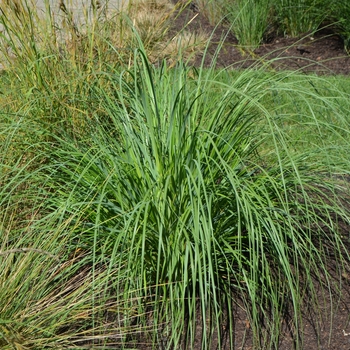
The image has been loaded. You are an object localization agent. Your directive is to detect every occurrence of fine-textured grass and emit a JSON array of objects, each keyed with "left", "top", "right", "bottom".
[
  {"left": 0, "top": 0, "right": 207, "bottom": 86},
  {"left": 329, "top": 0, "right": 350, "bottom": 52},
  {"left": 0, "top": 119, "right": 118, "bottom": 349},
  {"left": 225, "top": 0, "right": 271, "bottom": 51},
  {"left": 273, "top": 0, "right": 325, "bottom": 37},
  {"left": 1, "top": 1, "right": 350, "bottom": 349},
  {"left": 28, "top": 53, "right": 350, "bottom": 348}
]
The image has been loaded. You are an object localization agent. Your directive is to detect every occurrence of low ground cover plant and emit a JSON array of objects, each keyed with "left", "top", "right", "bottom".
[{"left": 1, "top": 0, "right": 350, "bottom": 349}]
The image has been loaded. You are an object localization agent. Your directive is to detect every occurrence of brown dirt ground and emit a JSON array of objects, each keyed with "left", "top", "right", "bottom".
[{"left": 165, "top": 3, "right": 350, "bottom": 350}]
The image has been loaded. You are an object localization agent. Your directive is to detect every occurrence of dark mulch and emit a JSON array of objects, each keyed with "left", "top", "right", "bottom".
[{"left": 170, "top": 2, "right": 350, "bottom": 75}]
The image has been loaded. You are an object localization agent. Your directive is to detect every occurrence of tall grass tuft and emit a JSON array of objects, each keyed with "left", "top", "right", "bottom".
[
  {"left": 329, "top": 0, "right": 350, "bottom": 52},
  {"left": 1, "top": 1, "right": 350, "bottom": 348},
  {"left": 225, "top": 0, "right": 271, "bottom": 51},
  {"left": 40, "top": 51, "right": 350, "bottom": 348},
  {"left": 274, "top": 0, "right": 325, "bottom": 37}
]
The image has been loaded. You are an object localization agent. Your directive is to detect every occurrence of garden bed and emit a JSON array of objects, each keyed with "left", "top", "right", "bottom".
[{"left": 171, "top": 2, "right": 350, "bottom": 75}]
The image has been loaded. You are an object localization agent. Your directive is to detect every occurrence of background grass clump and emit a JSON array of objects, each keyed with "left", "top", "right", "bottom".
[
  {"left": 197, "top": 0, "right": 350, "bottom": 51},
  {"left": 328, "top": 0, "right": 350, "bottom": 52},
  {"left": 224, "top": 0, "right": 271, "bottom": 51},
  {"left": 1, "top": 0, "right": 350, "bottom": 349},
  {"left": 273, "top": 0, "right": 325, "bottom": 37}
]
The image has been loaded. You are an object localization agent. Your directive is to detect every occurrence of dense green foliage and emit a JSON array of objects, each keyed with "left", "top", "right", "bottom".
[{"left": 1, "top": 1, "right": 350, "bottom": 349}]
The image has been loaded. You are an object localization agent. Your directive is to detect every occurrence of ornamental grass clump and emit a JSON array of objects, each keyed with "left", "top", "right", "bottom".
[
  {"left": 1, "top": 1, "right": 350, "bottom": 349},
  {"left": 225, "top": 0, "right": 271, "bottom": 51},
  {"left": 42, "top": 50, "right": 350, "bottom": 349},
  {"left": 274, "top": 0, "right": 325, "bottom": 37}
]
